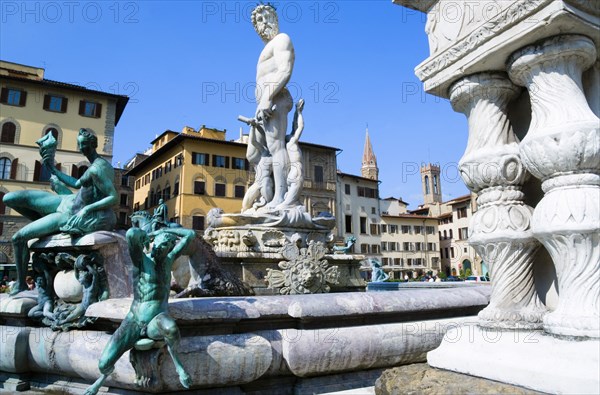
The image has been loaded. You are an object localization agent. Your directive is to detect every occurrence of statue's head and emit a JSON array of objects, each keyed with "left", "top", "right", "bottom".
[
  {"left": 151, "top": 232, "right": 178, "bottom": 260},
  {"left": 77, "top": 128, "right": 98, "bottom": 155},
  {"left": 252, "top": 4, "right": 279, "bottom": 42},
  {"left": 158, "top": 198, "right": 164, "bottom": 205}
]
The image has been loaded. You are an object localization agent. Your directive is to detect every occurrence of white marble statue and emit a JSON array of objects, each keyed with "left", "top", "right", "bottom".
[{"left": 249, "top": 4, "right": 295, "bottom": 209}]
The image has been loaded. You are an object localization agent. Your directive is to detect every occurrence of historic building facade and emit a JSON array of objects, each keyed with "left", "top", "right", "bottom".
[{"left": 0, "top": 60, "right": 128, "bottom": 273}]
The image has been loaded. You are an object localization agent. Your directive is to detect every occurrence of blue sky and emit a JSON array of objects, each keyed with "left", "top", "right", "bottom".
[{"left": 1, "top": 0, "right": 470, "bottom": 207}]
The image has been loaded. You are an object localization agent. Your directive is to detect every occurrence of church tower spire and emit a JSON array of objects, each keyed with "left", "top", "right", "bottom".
[{"left": 361, "top": 127, "right": 378, "bottom": 180}]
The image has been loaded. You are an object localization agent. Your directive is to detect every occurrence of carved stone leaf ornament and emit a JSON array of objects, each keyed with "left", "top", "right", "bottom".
[{"left": 266, "top": 241, "right": 339, "bottom": 295}]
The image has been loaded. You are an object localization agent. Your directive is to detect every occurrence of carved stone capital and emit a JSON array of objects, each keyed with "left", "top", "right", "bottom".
[{"left": 450, "top": 73, "right": 525, "bottom": 192}]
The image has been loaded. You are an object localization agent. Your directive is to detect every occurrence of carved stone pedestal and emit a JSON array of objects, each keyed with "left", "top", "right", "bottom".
[
  {"left": 204, "top": 224, "right": 366, "bottom": 295},
  {"left": 451, "top": 73, "right": 545, "bottom": 329},
  {"left": 509, "top": 34, "right": 600, "bottom": 338}
]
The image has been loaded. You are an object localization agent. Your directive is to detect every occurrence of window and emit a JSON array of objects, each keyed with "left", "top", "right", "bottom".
[
  {"left": 121, "top": 175, "right": 129, "bottom": 187},
  {"left": 194, "top": 181, "right": 206, "bottom": 195},
  {"left": 445, "top": 248, "right": 449, "bottom": 259},
  {"left": 345, "top": 215, "right": 352, "bottom": 233},
  {"left": 433, "top": 175, "right": 439, "bottom": 194},
  {"left": 357, "top": 186, "right": 378, "bottom": 198},
  {"left": 212, "top": 155, "right": 228, "bottom": 168},
  {"left": 232, "top": 157, "right": 247, "bottom": 170},
  {"left": 134, "top": 203, "right": 140, "bottom": 211},
  {"left": 371, "top": 207, "right": 376, "bottom": 214},
  {"left": 449, "top": 229, "right": 453, "bottom": 239},
  {"left": 165, "top": 161, "right": 172, "bottom": 173},
  {"left": 381, "top": 242, "right": 387, "bottom": 251},
  {"left": 390, "top": 242, "right": 397, "bottom": 251},
  {"left": 344, "top": 184, "right": 350, "bottom": 195},
  {"left": 389, "top": 225, "right": 398, "bottom": 234},
  {"left": 371, "top": 244, "right": 380, "bottom": 254},
  {"left": 370, "top": 224, "right": 379, "bottom": 235},
  {"left": 0, "top": 158, "right": 11, "bottom": 179},
  {"left": 135, "top": 179, "right": 141, "bottom": 190},
  {"left": 173, "top": 181, "right": 179, "bottom": 196},
  {"left": 1, "top": 122, "right": 16, "bottom": 143},
  {"left": 156, "top": 167, "right": 163, "bottom": 178},
  {"left": 395, "top": 258, "right": 403, "bottom": 267},
  {"left": 426, "top": 226, "right": 435, "bottom": 235},
  {"left": 79, "top": 100, "right": 102, "bottom": 118},
  {"left": 443, "top": 230, "right": 447, "bottom": 239},
  {"left": 428, "top": 243, "right": 436, "bottom": 251},
  {"left": 360, "top": 217, "right": 367, "bottom": 234},
  {"left": 144, "top": 174, "right": 150, "bottom": 184},
  {"left": 43, "top": 95, "right": 68, "bottom": 113},
  {"left": 401, "top": 225, "right": 411, "bottom": 234},
  {"left": 192, "top": 216, "right": 205, "bottom": 231},
  {"left": 34, "top": 160, "right": 52, "bottom": 182},
  {"left": 414, "top": 226, "right": 423, "bottom": 235},
  {"left": 163, "top": 186, "right": 171, "bottom": 200},
  {"left": 464, "top": 247, "right": 468, "bottom": 253},
  {"left": 234, "top": 185, "right": 245, "bottom": 198},
  {"left": 192, "top": 152, "right": 209, "bottom": 165},
  {"left": 451, "top": 247, "right": 455, "bottom": 258},
  {"left": 118, "top": 212, "right": 127, "bottom": 225},
  {"left": 215, "top": 183, "right": 226, "bottom": 197},
  {"left": 120, "top": 194, "right": 128, "bottom": 206},
  {"left": 175, "top": 154, "right": 183, "bottom": 167},
  {"left": 457, "top": 206, "right": 468, "bottom": 219},
  {"left": 424, "top": 175, "right": 430, "bottom": 194},
  {"left": 459, "top": 227, "right": 469, "bottom": 240},
  {"left": 314, "top": 165, "right": 324, "bottom": 185},
  {"left": 360, "top": 244, "right": 369, "bottom": 254},
  {"left": 407, "top": 258, "right": 413, "bottom": 266},
  {"left": 382, "top": 258, "right": 389, "bottom": 266},
  {"left": 1, "top": 88, "right": 27, "bottom": 106},
  {"left": 381, "top": 225, "right": 387, "bottom": 233}
]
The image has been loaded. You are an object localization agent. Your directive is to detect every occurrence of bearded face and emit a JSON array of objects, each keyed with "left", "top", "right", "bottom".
[{"left": 253, "top": 8, "right": 279, "bottom": 42}]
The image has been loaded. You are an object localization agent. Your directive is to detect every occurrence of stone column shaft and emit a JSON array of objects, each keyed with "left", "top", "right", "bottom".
[
  {"left": 509, "top": 34, "right": 600, "bottom": 338},
  {"left": 451, "top": 72, "right": 546, "bottom": 329}
]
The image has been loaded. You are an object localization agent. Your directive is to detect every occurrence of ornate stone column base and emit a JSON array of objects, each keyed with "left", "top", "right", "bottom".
[{"left": 509, "top": 34, "right": 600, "bottom": 338}]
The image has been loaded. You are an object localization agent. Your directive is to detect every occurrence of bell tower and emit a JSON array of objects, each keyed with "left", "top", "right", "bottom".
[
  {"left": 361, "top": 128, "right": 378, "bottom": 180},
  {"left": 421, "top": 163, "right": 442, "bottom": 204}
]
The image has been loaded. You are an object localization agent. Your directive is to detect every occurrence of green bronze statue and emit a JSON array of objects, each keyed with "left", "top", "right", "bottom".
[
  {"left": 3, "top": 129, "right": 118, "bottom": 295},
  {"left": 84, "top": 227, "right": 194, "bottom": 395}
]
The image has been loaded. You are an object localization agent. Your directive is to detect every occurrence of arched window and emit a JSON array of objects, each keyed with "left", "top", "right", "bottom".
[
  {"left": 1, "top": 122, "right": 16, "bottom": 143},
  {"left": 424, "top": 175, "right": 430, "bottom": 194},
  {"left": 443, "top": 230, "right": 447, "bottom": 239},
  {"left": 163, "top": 183, "right": 171, "bottom": 201},
  {"left": 449, "top": 229, "right": 453, "bottom": 239},
  {"left": 0, "top": 158, "right": 12, "bottom": 179},
  {"left": 433, "top": 175, "right": 439, "bottom": 194}
]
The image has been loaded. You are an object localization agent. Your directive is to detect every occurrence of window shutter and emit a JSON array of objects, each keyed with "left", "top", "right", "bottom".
[
  {"left": 10, "top": 158, "right": 18, "bottom": 179},
  {"left": 34, "top": 160, "right": 41, "bottom": 181},
  {"left": 71, "top": 164, "right": 78, "bottom": 177},
  {"left": 95, "top": 103, "right": 102, "bottom": 118},
  {"left": 19, "top": 91, "right": 27, "bottom": 106},
  {"left": 61, "top": 97, "right": 68, "bottom": 112},
  {"left": 43, "top": 95, "right": 51, "bottom": 110},
  {"left": 225, "top": 156, "right": 230, "bottom": 168},
  {"left": 212, "top": 155, "right": 217, "bottom": 167},
  {"left": 192, "top": 153, "right": 197, "bottom": 165},
  {"left": 0, "top": 88, "right": 7, "bottom": 103},
  {"left": 79, "top": 101, "right": 85, "bottom": 115}
]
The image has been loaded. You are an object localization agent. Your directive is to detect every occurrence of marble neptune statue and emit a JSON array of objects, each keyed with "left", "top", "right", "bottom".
[
  {"left": 3, "top": 129, "right": 117, "bottom": 295},
  {"left": 244, "top": 3, "right": 295, "bottom": 210}
]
